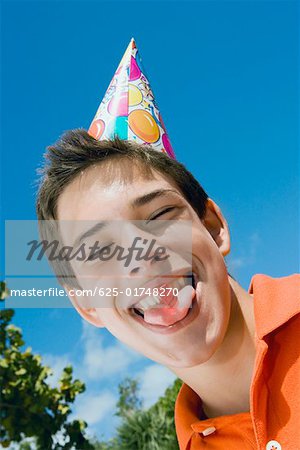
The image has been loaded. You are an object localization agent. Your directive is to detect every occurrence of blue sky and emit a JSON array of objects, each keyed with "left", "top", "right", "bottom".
[{"left": 1, "top": 0, "right": 299, "bottom": 442}]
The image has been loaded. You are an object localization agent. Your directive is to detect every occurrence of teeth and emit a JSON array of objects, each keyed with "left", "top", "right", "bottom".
[
  {"left": 138, "top": 296, "right": 161, "bottom": 309},
  {"left": 176, "top": 277, "right": 186, "bottom": 290},
  {"left": 133, "top": 274, "right": 194, "bottom": 312}
]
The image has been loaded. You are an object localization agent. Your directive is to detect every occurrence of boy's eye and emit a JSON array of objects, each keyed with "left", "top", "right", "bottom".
[
  {"left": 149, "top": 207, "right": 175, "bottom": 220},
  {"left": 144, "top": 207, "right": 176, "bottom": 235},
  {"left": 85, "top": 243, "right": 114, "bottom": 262}
]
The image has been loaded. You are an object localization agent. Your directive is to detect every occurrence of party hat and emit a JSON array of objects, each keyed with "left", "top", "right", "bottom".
[{"left": 88, "top": 38, "right": 175, "bottom": 158}]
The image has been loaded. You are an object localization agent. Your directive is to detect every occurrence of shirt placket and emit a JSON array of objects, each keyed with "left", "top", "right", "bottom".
[{"left": 251, "top": 338, "right": 269, "bottom": 449}]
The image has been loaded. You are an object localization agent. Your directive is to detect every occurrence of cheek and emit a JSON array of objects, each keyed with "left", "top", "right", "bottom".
[
  {"left": 192, "top": 226, "right": 229, "bottom": 281},
  {"left": 199, "top": 275, "right": 232, "bottom": 356},
  {"left": 95, "top": 308, "right": 127, "bottom": 337},
  {"left": 95, "top": 309, "right": 150, "bottom": 355}
]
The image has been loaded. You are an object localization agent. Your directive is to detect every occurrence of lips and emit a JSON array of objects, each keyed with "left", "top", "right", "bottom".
[{"left": 129, "top": 269, "right": 200, "bottom": 329}]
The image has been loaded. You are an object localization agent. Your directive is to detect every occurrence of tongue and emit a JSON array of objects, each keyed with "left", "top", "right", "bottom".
[{"left": 143, "top": 285, "right": 195, "bottom": 326}]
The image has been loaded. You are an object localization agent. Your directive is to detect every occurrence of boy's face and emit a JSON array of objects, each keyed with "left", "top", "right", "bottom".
[{"left": 57, "top": 162, "right": 231, "bottom": 369}]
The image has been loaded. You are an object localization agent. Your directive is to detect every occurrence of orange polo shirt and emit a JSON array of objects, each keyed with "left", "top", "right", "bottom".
[{"left": 175, "top": 274, "right": 300, "bottom": 450}]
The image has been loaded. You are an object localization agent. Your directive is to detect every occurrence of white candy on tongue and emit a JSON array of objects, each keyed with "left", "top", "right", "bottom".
[{"left": 143, "top": 285, "right": 195, "bottom": 326}]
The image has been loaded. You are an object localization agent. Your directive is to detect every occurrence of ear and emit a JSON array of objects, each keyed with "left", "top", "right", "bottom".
[
  {"left": 64, "top": 286, "right": 104, "bottom": 328},
  {"left": 202, "top": 198, "right": 231, "bottom": 256}
]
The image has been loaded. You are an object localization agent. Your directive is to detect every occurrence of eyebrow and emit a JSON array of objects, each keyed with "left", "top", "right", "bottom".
[
  {"left": 73, "top": 189, "right": 180, "bottom": 246},
  {"left": 74, "top": 221, "right": 107, "bottom": 247},
  {"left": 131, "top": 189, "right": 180, "bottom": 208}
]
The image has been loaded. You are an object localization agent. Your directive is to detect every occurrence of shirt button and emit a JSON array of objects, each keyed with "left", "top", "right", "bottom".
[
  {"left": 201, "top": 426, "right": 216, "bottom": 436},
  {"left": 266, "top": 440, "right": 282, "bottom": 450}
]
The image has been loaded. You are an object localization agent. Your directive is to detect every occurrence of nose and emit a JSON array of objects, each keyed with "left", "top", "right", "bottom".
[
  {"left": 129, "top": 251, "right": 162, "bottom": 277},
  {"left": 119, "top": 222, "right": 169, "bottom": 278}
]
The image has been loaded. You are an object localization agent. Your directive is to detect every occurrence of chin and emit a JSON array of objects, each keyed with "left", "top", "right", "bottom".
[{"left": 155, "top": 337, "right": 222, "bottom": 369}]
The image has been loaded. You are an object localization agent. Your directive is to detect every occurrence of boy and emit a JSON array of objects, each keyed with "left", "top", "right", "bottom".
[{"left": 36, "top": 129, "right": 300, "bottom": 450}]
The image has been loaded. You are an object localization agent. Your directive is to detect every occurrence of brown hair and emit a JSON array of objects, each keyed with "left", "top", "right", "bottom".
[{"left": 37, "top": 129, "right": 208, "bottom": 221}]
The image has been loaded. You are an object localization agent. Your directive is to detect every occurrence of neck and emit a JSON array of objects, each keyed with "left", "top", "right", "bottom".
[{"left": 171, "top": 277, "right": 256, "bottom": 418}]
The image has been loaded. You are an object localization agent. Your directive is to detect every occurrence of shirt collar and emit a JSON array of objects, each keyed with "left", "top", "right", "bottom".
[
  {"left": 175, "top": 384, "right": 251, "bottom": 449},
  {"left": 174, "top": 383, "right": 202, "bottom": 450},
  {"left": 250, "top": 274, "right": 300, "bottom": 339}
]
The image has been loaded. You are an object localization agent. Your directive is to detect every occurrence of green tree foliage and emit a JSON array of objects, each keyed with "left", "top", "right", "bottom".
[
  {"left": 94, "top": 377, "right": 182, "bottom": 450},
  {"left": 0, "top": 282, "right": 93, "bottom": 449},
  {"left": 116, "top": 379, "right": 182, "bottom": 450},
  {"left": 116, "top": 377, "right": 142, "bottom": 419},
  {"left": 0, "top": 281, "right": 10, "bottom": 300}
]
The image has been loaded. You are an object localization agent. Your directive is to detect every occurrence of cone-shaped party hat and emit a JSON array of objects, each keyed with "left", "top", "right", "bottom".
[{"left": 88, "top": 39, "right": 175, "bottom": 158}]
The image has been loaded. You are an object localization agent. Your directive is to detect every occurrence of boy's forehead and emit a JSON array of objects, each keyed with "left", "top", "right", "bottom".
[{"left": 57, "top": 163, "right": 183, "bottom": 222}]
